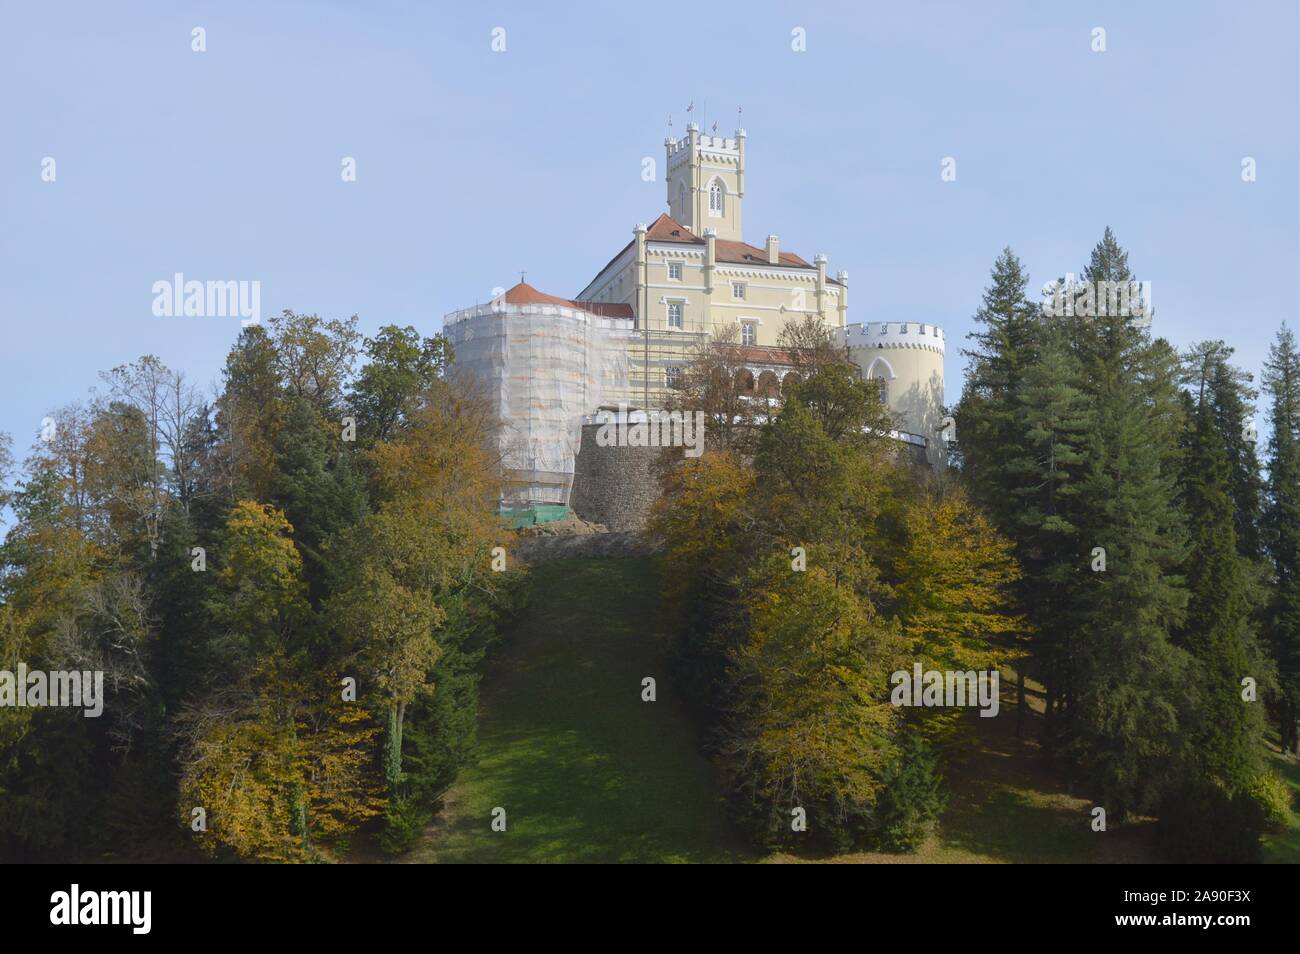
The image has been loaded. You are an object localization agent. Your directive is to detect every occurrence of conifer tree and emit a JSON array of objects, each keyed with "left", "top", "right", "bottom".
[
  {"left": 1054, "top": 229, "right": 1189, "bottom": 815},
  {"left": 1262, "top": 325, "right": 1300, "bottom": 752},
  {"left": 1006, "top": 321, "right": 1090, "bottom": 736},
  {"left": 954, "top": 248, "right": 1044, "bottom": 730},
  {"left": 1184, "top": 341, "right": 1265, "bottom": 559},
  {"left": 1176, "top": 391, "right": 1263, "bottom": 789},
  {"left": 955, "top": 247, "right": 1040, "bottom": 533}
]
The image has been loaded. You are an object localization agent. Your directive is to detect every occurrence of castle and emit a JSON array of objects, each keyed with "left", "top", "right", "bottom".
[{"left": 444, "top": 123, "right": 946, "bottom": 522}]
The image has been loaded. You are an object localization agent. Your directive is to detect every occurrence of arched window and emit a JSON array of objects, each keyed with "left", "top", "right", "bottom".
[
  {"left": 709, "top": 179, "right": 724, "bottom": 215},
  {"left": 866, "top": 358, "right": 893, "bottom": 406},
  {"left": 873, "top": 375, "right": 889, "bottom": 405}
]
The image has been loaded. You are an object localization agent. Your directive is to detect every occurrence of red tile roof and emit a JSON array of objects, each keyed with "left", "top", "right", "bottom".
[
  {"left": 500, "top": 282, "right": 634, "bottom": 319},
  {"left": 582, "top": 213, "right": 836, "bottom": 293},
  {"left": 737, "top": 345, "right": 801, "bottom": 365},
  {"left": 644, "top": 213, "right": 702, "bottom": 244},
  {"left": 716, "top": 238, "right": 812, "bottom": 269},
  {"left": 642, "top": 214, "right": 813, "bottom": 266}
]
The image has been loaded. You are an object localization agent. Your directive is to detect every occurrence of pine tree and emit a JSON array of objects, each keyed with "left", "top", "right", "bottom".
[
  {"left": 1054, "top": 229, "right": 1190, "bottom": 815},
  {"left": 1262, "top": 325, "right": 1300, "bottom": 753},
  {"left": 955, "top": 247, "right": 1041, "bottom": 533},
  {"left": 1006, "top": 324, "right": 1089, "bottom": 736},
  {"left": 1184, "top": 341, "right": 1266, "bottom": 559},
  {"left": 954, "top": 248, "right": 1043, "bottom": 731},
  {"left": 1176, "top": 392, "right": 1263, "bottom": 789}
]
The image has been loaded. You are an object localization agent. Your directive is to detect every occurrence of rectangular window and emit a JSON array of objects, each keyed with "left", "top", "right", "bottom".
[
  {"left": 667, "top": 301, "right": 683, "bottom": 328},
  {"left": 732, "top": 282, "right": 745, "bottom": 300},
  {"left": 741, "top": 322, "right": 756, "bottom": 346},
  {"left": 668, "top": 262, "right": 682, "bottom": 280}
]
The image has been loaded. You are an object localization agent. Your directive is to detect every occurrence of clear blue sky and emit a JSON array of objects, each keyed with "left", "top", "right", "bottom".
[{"left": 3, "top": 0, "right": 1297, "bottom": 485}]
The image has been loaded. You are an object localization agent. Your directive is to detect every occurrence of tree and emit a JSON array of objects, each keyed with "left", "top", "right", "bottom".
[
  {"left": 721, "top": 556, "right": 904, "bottom": 851},
  {"left": 328, "top": 508, "right": 445, "bottom": 793},
  {"left": 328, "top": 377, "right": 507, "bottom": 836},
  {"left": 893, "top": 480, "right": 1025, "bottom": 743},
  {"left": 269, "top": 397, "right": 368, "bottom": 602},
  {"left": 1050, "top": 229, "right": 1190, "bottom": 816},
  {"left": 667, "top": 325, "right": 762, "bottom": 454},
  {"left": 176, "top": 659, "right": 382, "bottom": 862},
  {"left": 1004, "top": 328, "right": 1089, "bottom": 734},
  {"left": 955, "top": 247, "right": 1042, "bottom": 533},
  {"left": 208, "top": 501, "right": 310, "bottom": 665},
  {"left": 953, "top": 249, "right": 1050, "bottom": 731},
  {"left": 1175, "top": 393, "right": 1263, "bottom": 790},
  {"left": 1262, "top": 324, "right": 1300, "bottom": 752},
  {"left": 348, "top": 325, "right": 451, "bottom": 446}
]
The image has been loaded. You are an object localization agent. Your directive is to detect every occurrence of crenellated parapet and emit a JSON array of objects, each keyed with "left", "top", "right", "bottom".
[{"left": 841, "top": 321, "right": 945, "bottom": 355}]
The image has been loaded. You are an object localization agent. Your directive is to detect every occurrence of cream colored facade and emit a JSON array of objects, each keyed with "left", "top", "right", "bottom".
[
  {"left": 448, "top": 122, "right": 948, "bottom": 478},
  {"left": 577, "top": 125, "right": 847, "bottom": 353},
  {"left": 845, "top": 321, "right": 947, "bottom": 464}
]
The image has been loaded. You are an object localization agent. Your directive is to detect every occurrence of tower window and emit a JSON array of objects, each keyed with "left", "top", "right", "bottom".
[
  {"left": 709, "top": 180, "right": 723, "bottom": 215},
  {"left": 667, "top": 301, "right": 683, "bottom": 328},
  {"left": 668, "top": 262, "right": 682, "bottom": 280},
  {"left": 741, "top": 322, "right": 756, "bottom": 346}
]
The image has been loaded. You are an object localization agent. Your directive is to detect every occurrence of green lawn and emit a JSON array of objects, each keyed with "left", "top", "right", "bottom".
[
  {"left": 1262, "top": 742, "right": 1300, "bottom": 863},
  {"left": 409, "top": 555, "right": 1300, "bottom": 864},
  {"left": 408, "top": 557, "right": 754, "bottom": 863}
]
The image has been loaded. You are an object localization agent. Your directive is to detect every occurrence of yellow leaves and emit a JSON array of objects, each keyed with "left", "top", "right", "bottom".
[
  {"left": 894, "top": 485, "right": 1027, "bottom": 672},
  {"left": 215, "top": 500, "right": 310, "bottom": 642},
  {"left": 177, "top": 662, "right": 384, "bottom": 861},
  {"left": 219, "top": 501, "right": 304, "bottom": 585},
  {"left": 729, "top": 562, "right": 903, "bottom": 809},
  {"left": 647, "top": 451, "right": 754, "bottom": 596}
]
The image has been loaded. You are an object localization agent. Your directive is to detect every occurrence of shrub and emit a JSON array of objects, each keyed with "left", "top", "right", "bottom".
[
  {"left": 1248, "top": 772, "right": 1293, "bottom": 831},
  {"left": 1158, "top": 778, "right": 1264, "bottom": 863},
  {"left": 377, "top": 795, "right": 430, "bottom": 855},
  {"left": 873, "top": 733, "right": 949, "bottom": 852}
]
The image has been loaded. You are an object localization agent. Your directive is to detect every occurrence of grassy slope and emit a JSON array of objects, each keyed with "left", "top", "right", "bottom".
[
  {"left": 1262, "top": 740, "right": 1300, "bottom": 863},
  {"left": 411, "top": 556, "right": 1300, "bottom": 864},
  {"left": 408, "top": 557, "right": 754, "bottom": 863}
]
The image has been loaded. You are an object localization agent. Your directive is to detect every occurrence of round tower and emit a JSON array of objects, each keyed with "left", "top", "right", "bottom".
[{"left": 841, "top": 321, "right": 946, "bottom": 465}]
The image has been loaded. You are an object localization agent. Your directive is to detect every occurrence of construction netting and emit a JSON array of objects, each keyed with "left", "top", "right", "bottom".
[{"left": 444, "top": 300, "right": 631, "bottom": 508}]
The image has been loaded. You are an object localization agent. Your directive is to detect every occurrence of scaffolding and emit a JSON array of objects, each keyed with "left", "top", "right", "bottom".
[
  {"left": 445, "top": 300, "right": 632, "bottom": 508},
  {"left": 624, "top": 328, "right": 708, "bottom": 409}
]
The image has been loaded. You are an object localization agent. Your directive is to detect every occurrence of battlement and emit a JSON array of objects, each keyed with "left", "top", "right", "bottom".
[
  {"left": 666, "top": 124, "right": 745, "bottom": 168},
  {"left": 841, "top": 321, "right": 945, "bottom": 354}
]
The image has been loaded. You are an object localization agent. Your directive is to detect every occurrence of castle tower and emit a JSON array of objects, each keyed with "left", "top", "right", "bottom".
[
  {"left": 664, "top": 124, "right": 745, "bottom": 241},
  {"left": 841, "top": 321, "right": 947, "bottom": 465}
]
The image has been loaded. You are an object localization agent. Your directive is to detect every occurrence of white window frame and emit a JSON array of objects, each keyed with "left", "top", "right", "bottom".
[
  {"left": 666, "top": 299, "right": 684, "bottom": 329},
  {"left": 732, "top": 282, "right": 746, "bottom": 300},
  {"left": 709, "top": 180, "right": 724, "bottom": 216},
  {"left": 741, "top": 321, "right": 756, "bottom": 346},
  {"left": 665, "top": 366, "right": 683, "bottom": 389},
  {"left": 668, "top": 262, "right": 682, "bottom": 281}
]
